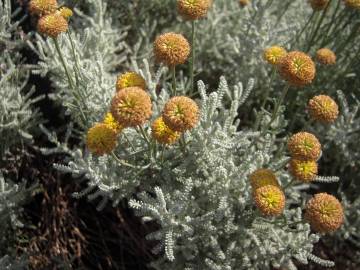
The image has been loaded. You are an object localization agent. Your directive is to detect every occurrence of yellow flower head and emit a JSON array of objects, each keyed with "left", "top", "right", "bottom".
[
  {"left": 343, "top": 0, "right": 360, "bottom": 9},
  {"left": 253, "top": 185, "right": 285, "bottom": 216},
  {"left": 103, "top": 112, "right": 123, "bottom": 134},
  {"left": 116, "top": 72, "right": 146, "bottom": 92},
  {"left": 308, "top": 95, "right": 339, "bottom": 123},
  {"left": 308, "top": 0, "right": 330, "bottom": 10},
  {"left": 289, "top": 159, "right": 318, "bottom": 182},
  {"left": 162, "top": 96, "right": 199, "bottom": 132},
  {"left": 86, "top": 123, "right": 117, "bottom": 156},
  {"left": 177, "top": 0, "right": 212, "bottom": 20},
  {"left": 239, "top": 0, "right": 251, "bottom": 7},
  {"left": 278, "top": 51, "right": 316, "bottom": 87},
  {"left": 287, "top": 132, "right": 321, "bottom": 160},
  {"left": 111, "top": 87, "right": 152, "bottom": 128},
  {"left": 316, "top": 48, "right": 336, "bottom": 65},
  {"left": 305, "top": 193, "right": 344, "bottom": 233},
  {"left": 59, "top": 6, "right": 73, "bottom": 19},
  {"left": 154, "top": 32, "right": 191, "bottom": 67},
  {"left": 249, "top": 169, "right": 280, "bottom": 190},
  {"left": 263, "top": 46, "right": 287, "bottom": 65},
  {"left": 151, "top": 117, "right": 180, "bottom": 145},
  {"left": 37, "top": 12, "right": 68, "bottom": 38},
  {"left": 29, "top": 0, "right": 58, "bottom": 16}
]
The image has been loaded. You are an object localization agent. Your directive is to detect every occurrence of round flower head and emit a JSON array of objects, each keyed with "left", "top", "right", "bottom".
[
  {"left": 154, "top": 33, "right": 191, "bottom": 67},
  {"left": 29, "top": 0, "right": 58, "bottom": 16},
  {"left": 59, "top": 7, "right": 73, "bottom": 19},
  {"left": 111, "top": 87, "right": 152, "bottom": 128},
  {"left": 177, "top": 0, "right": 212, "bottom": 20},
  {"left": 116, "top": 72, "right": 146, "bottom": 92},
  {"left": 343, "top": 0, "right": 360, "bottom": 9},
  {"left": 162, "top": 96, "right": 199, "bottom": 132},
  {"left": 287, "top": 132, "right": 321, "bottom": 160},
  {"left": 308, "top": 95, "right": 339, "bottom": 123},
  {"left": 37, "top": 13, "right": 68, "bottom": 38},
  {"left": 305, "top": 193, "right": 344, "bottom": 233},
  {"left": 263, "top": 46, "right": 287, "bottom": 66},
  {"left": 103, "top": 112, "right": 123, "bottom": 134},
  {"left": 316, "top": 48, "right": 336, "bottom": 65},
  {"left": 289, "top": 159, "right": 318, "bottom": 182},
  {"left": 249, "top": 169, "right": 280, "bottom": 190},
  {"left": 239, "top": 0, "right": 251, "bottom": 7},
  {"left": 151, "top": 117, "right": 180, "bottom": 145},
  {"left": 308, "top": 0, "right": 329, "bottom": 10},
  {"left": 253, "top": 185, "right": 285, "bottom": 216},
  {"left": 278, "top": 51, "right": 316, "bottom": 87},
  {"left": 86, "top": 123, "right": 117, "bottom": 156}
]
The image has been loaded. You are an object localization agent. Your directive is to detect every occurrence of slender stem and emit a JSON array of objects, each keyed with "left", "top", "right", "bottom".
[
  {"left": 171, "top": 66, "right": 177, "bottom": 96},
  {"left": 260, "top": 68, "right": 276, "bottom": 110},
  {"left": 291, "top": 11, "right": 316, "bottom": 49},
  {"left": 266, "top": 84, "right": 290, "bottom": 129},
  {"left": 111, "top": 152, "right": 137, "bottom": 169},
  {"left": 189, "top": 20, "right": 196, "bottom": 96},
  {"left": 138, "top": 126, "right": 150, "bottom": 145},
  {"left": 179, "top": 133, "right": 187, "bottom": 154},
  {"left": 306, "top": 6, "right": 329, "bottom": 52},
  {"left": 122, "top": 132, "right": 136, "bottom": 152},
  {"left": 283, "top": 178, "right": 296, "bottom": 189},
  {"left": 53, "top": 38, "right": 88, "bottom": 126},
  {"left": 67, "top": 30, "right": 80, "bottom": 86}
]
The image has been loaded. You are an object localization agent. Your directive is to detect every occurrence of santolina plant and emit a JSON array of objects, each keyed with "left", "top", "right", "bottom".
[{"left": 21, "top": 0, "right": 360, "bottom": 269}]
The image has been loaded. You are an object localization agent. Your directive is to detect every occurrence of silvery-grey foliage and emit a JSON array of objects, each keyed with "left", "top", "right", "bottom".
[
  {"left": 0, "top": 0, "right": 43, "bottom": 155},
  {"left": 29, "top": 0, "right": 360, "bottom": 269}
]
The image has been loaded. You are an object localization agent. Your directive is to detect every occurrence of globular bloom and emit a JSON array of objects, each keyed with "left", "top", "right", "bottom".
[
  {"left": 287, "top": 132, "right": 321, "bottom": 160},
  {"left": 253, "top": 185, "right": 285, "bottom": 216},
  {"left": 37, "top": 13, "right": 68, "bottom": 38},
  {"left": 239, "top": 0, "right": 251, "bottom": 7},
  {"left": 278, "top": 51, "right": 316, "bottom": 87},
  {"left": 263, "top": 46, "right": 287, "bottom": 66},
  {"left": 316, "top": 48, "right": 336, "bottom": 65},
  {"left": 249, "top": 169, "right": 280, "bottom": 190},
  {"left": 111, "top": 87, "right": 152, "bottom": 128},
  {"left": 177, "top": 0, "right": 212, "bottom": 20},
  {"left": 116, "top": 72, "right": 146, "bottom": 92},
  {"left": 343, "top": 0, "right": 360, "bottom": 9},
  {"left": 308, "top": 95, "right": 339, "bottom": 123},
  {"left": 305, "top": 193, "right": 344, "bottom": 233},
  {"left": 154, "top": 33, "right": 191, "bottom": 66},
  {"left": 86, "top": 123, "right": 117, "bottom": 156},
  {"left": 103, "top": 112, "right": 123, "bottom": 134},
  {"left": 162, "top": 96, "right": 199, "bottom": 132},
  {"left": 29, "top": 0, "right": 58, "bottom": 16},
  {"left": 289, "top": 159, "right": 318, "bottom": 182},
  {"left": 151, "top": 117, "right": 180, "bottom": 145},
  {"left": 59, "top": 7, "right": 73, "bottom": 19},
  {"left": 308, "top": 0, "right": 330, "bottom": 10}
]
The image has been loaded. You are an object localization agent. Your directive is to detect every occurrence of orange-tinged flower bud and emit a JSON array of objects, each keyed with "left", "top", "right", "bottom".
[
  {"left": 289, "top": 159, "right": 318, "bottom": 182},
  {"left": 162, "top": 96, "right": 199, "bottom": 132},
  {"left": 305, "top": 193, "right": 344, "bottom": 233},
  {"left": 343, "top": 0, "right": 360, "bottom": 9},
  {"left": 287, "top": 132, "right": 321, "bottom": 160},
  {"left": 86, "top": 123, "right": 117, "bottom": 156},
  {"left": 239, "top": 0, "right": 251, "bottom": 7},
  {"left": 154, "top": 33, "right": 191, "bottom": 67},
  {"left": 59, "top": 6, "right": 73, "bottom": 19},
  {"left": 308, "top": 95, "right": 339, "bottom": 123},
  {"left": 316, "top": 48, "right": 336, "bottom": 65},
  {"left": 177, "top": 0, "right": 212, "bottom": 20},
  {"left": 37, "top": 12, "right": 68, "bottom": 38},
  {"left": 253, "top": 185, "right": 285, "bottom": 216},
  {"left": 278, "top": 51, "right": 316, "bottom": 87},
  {"left": 263, "top": 46, "right": 287, "bottom": 65},
  {"left": 116, "top": 72, "right": 146, "bottom": 92},
  {"left": 249, "top": 169, "right": 280, "bottom": 190},
  {"left": 111, "top": 87, "right": 152, "bottom": 128},
  {"left": 308, "top": 0, "right": 330, "bottom": 10},
  {"left": 29, "top": 0, "right": 58, "bottom": 16},
  {"left": 151, "top": 117, "right": 180, "bottom": 145}
]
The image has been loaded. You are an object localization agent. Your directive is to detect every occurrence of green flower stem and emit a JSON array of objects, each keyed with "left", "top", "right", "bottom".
[
  {"left": 266, "top": 83, "right": 290, "bottom": 129},
  {"left": 111, "top": 151, "right": 138, "bottom": 169},
  {"left": 172, "top": 66, "right": 177, "bottom": 96},
  {"left": 283, "top": 178, "right": 296, "bottom": 190},
  {"left": 291, "top": 10, "right": 316, "bottom": 49},
  {"left": 306, "top": 6, "right": 330, "bottom": 52},
  {"left": 53, "top": 37, "right": 88, "bottom": 127},
  {"left": 189, "top": 20, "right": 196, "bottom": 96},
  {"left": 122, "top": 132, "right": 136, "bottom": 152}
]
